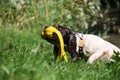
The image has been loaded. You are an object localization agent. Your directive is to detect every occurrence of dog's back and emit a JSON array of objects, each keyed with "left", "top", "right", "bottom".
[{"left": 83, "top": 34, "right": 120, "bottom": 59}]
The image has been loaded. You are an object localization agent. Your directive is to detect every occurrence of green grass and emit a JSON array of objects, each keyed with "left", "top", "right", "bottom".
[
  {"left": 0, "top": 0, "right": 120, "bottom": 80},
  {"left": 0, "top": 26, "right": 120, "bottom": 80}
]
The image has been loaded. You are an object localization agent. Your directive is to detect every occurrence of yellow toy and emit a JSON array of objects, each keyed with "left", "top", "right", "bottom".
[{"left": 41, "top": 26, "right": 68, "bottom": 62}]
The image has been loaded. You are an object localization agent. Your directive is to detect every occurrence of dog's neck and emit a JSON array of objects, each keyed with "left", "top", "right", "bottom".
[
  {"left": 62, "top": 33, "right": 70, "bottom": 45},
  {"left": 76, "top": 33, "right": 84, "bottom": 47},
  {"left": 75, "top": 33, "right": 84, "bottom": 55}
]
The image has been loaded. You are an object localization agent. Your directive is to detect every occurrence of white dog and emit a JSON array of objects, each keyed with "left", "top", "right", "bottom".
[
  {"left": 76, "top": 33, "right": 120, "bottom": 64},
  {"left": 41, "top": 25, "right": 120, "bottom": 63}
]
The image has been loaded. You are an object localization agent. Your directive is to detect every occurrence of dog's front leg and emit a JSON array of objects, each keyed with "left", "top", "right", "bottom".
[
  {"left": 53, "top": 45, "right": 59, "bottom": 60},
  {"left": 68, "top": 47, "right": 78, "bottom": 62},
  {"left": 68, "top": 35, "right": 78, "bottom": 62},
  {"left": 87, "top": 49, "right": 108, "bottom": 64}
]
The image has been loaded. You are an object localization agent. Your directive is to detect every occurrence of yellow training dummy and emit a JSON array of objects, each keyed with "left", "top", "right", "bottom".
[{"left": 41, "top": 26, "right": 68, "bottom": 62}]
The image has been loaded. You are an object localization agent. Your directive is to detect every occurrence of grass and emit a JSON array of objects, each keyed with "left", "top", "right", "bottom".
[
  {"left": 0, "top": 26, "right": 120, "bottom": 80},
  {"left": 0, "top": 0, "right": 120, "bottom": 80}
]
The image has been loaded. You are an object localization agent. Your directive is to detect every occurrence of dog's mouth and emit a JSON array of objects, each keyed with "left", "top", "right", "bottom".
[
  {"left": 41, "top": 30, "right": 53, "bottom": 38},
  {"left": 41, "top": 30, "right": 58, "bottom": 45}
]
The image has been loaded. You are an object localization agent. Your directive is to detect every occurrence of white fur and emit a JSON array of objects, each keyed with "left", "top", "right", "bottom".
[{"left": 76, "top": 34, "right": 120, "bottom": 64}]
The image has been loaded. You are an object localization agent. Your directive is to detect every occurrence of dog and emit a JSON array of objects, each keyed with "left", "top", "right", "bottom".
[{"left": 42, "top": 25, "right": 120, "bottom": 64}]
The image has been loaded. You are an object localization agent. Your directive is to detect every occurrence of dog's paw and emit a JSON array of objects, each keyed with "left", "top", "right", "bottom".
[
  {"left": 72, "top": 57, "right": 78, "bottom": 62},
  {"left": 87, "top": 61, "right": 94, "bottom": 64},
  {"left": 87, "top": 58, "right": 95, "bottom": 64}
]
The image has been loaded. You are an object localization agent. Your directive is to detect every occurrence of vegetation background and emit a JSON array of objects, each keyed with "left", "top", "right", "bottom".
[{"left": 0, "top": 0, "right": 120, "bottom": 80}]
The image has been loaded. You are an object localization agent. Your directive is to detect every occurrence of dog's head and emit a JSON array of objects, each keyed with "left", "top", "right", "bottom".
[
  {"left": 41, "top": 25, "right": 71, "bottom": 45},
  {"left": 41, "top": 26, "right": 59, "bottom": 44},
  {"left": 40, "top": 26, "right": 68, "bottom": 62}
]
